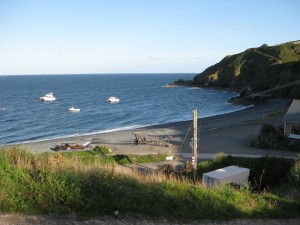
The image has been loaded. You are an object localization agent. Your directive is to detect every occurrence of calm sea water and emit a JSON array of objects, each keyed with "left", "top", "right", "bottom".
[{"left": 0, "top": 74, "right": 247, "bottom": 144}]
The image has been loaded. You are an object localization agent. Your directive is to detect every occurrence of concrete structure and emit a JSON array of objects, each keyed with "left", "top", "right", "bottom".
[
  {"left": 283, "top": 99, "right": 300, "bottom": 139},
  {"left": 202, "top": 165, "right": 250, "bottom": 187}
]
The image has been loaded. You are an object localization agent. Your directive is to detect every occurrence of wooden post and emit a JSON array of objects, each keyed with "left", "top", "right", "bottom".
[{"left": 192, "top": 109, "right": 198, "bottom": 180}]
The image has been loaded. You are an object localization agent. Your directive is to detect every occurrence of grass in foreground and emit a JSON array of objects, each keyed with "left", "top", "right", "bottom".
[{"left": 0, "top": 147, "right": 299, "bottom": 220}]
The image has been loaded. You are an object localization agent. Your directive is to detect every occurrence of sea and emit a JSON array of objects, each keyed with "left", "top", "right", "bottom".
[{"left": 0, "top": 74, "right": 249, "bottom": 145}]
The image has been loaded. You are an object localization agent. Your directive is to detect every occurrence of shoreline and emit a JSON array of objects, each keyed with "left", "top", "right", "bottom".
[
  {"left": 4, "top": 104, "right": 254, "bottom": 146},
  {"left": 5, "top": 98, "right": 299, "bottom": 159},
  {"left": 2, "top": 103, "right": 299, "bottom": 225}
]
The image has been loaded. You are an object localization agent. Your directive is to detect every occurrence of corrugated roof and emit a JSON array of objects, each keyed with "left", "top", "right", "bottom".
[{"left": 283, "top": 99, "right": 300, "bottom": 123}]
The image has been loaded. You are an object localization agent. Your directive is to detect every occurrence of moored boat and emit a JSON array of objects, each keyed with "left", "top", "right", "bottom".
[
  {"left": 40, "top": 92, "right": 56, "bottom": 101},
  {"left": 68, "top": 107, "right": 80, "bottom": 112},
  {"left": 107, "top": 96, "right": 120, "bottom": 103}
]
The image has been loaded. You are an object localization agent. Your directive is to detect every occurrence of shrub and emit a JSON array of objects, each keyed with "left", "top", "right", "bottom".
[
  {"left": 251, "top": 157, "right": 293, "bottom": 190},
  {"left": 261, "top": 124, "right": 276, "bottom": 136},
  {"left": 156, "top": 164, "right": 175, "bottom": 176},
  {"left": 251, "top": 124, "right": 299, "bottom": 151},
  {"left": 289, "top": 155, "right": 300, "bottom": 187},
  {"left": 291, "top": 141, "right": 300, "bottom": 151},
  {"left": 93, "top": 145, "right": 112, "bottom": 155},
  {"left": 213, "top": 151, "right": 227, "bottom": 163}
]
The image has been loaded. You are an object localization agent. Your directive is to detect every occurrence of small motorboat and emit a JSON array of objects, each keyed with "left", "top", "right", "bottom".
[
  {"left": 40, "top": 93, "right": 56, "bottom": 101},
  {"left": 68, "top": 107, "right": 80, "bottom": 112},
  {"left": 107, "top": 96, "right": 120, "bottom": 103}
]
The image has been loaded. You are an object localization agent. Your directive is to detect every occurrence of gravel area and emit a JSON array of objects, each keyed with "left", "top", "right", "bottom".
[{"left": 0, "top": 214, "right": 299, "bottom": 225}]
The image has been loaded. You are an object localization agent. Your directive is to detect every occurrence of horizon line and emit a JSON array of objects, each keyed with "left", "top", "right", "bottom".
[{"left": 0, "top": 72, "right": 198, "bottom": 76}]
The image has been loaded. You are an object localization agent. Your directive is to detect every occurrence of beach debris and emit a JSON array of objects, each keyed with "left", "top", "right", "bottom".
[
  {"left": 82, "top": 141, "right": 91, "bottom": 147},
  {"left": 91, "top": 138, "right": 103, "bottom": 144},
  {"left": 133, "top": 132, "right": 148, "bottom": 144},
  {"left": 52, "top": 142, "right": 92, "bottom": 151},
  {"left": 132, "top": 132, "right": 172, "bottom": 147},
  {"left": 166, "top": 155, "right": 173, "bottom": 160}
]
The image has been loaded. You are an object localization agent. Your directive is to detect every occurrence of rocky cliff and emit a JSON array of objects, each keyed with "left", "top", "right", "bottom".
[{"left": 189, "top": 41, "right": 300, "bottom": 98}]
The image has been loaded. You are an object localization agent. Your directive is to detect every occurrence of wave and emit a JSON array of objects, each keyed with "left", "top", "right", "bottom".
[
  {"left": 7, "top": 125, "right": 147, "bottom": 145},
  {"left": 5, "top": 105, "right": 255, "bottom": 146},
  {"left": 0, "top": 74, "right": 248, "bottom": 145},
  {"left": 200, "top": 104, "right": 254, "bottom": 119}
]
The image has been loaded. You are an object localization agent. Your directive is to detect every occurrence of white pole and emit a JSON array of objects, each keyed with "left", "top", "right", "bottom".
[{"left": 192, "top": 109, "right": 198, "bottom": 179}]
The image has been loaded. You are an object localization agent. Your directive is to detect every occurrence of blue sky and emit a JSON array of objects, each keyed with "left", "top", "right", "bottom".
[{"left": 0, "top": 0, "right": 299, "bottom": 75}]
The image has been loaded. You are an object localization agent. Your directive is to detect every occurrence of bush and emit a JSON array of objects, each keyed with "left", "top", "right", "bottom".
[
  {"left": 213, "top": 152, "right": 227, "bottom": 163},
  {"left": 291, "top": 141, "right": 300, "bottom": 151},
  {"left": 93, "top": 145, "right": 112, "bottom": 155},
  {"left": 251, "top": 124, "right": 299, "bottom": 151},
  {"left": 250, "top": 157, "right": 294, "bottom": 190},
  {"left": 249, "top": 137, "right": 269, "bottom": 149},
  {"left": 261, "top": 124, "right": 276, "bottom": 136},
  {"left": 156, "top": 164, "right": 175, "bottom": 176},
  {"left": 289, "top": 155, "right": 300, "bottom": 187}
]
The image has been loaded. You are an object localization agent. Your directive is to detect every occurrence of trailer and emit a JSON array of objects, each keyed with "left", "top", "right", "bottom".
[
  {"left": 202, "top": 165, "right": 250, "bottom": 187},
  {"left": 132, "top": 132, "right": 172, "bottom": 147}
]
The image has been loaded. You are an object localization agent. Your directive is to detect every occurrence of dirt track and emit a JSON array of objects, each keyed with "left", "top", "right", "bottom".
[{"left": 0, "top": 214, "right": 299, "bottom": 225}]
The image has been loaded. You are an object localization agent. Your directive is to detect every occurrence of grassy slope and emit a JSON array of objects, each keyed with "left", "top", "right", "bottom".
[
  {"left": 0, "top": 147, "right": 299, "bottom": 220},
  {"left": 193, "top": 41, "right": 300, "bottom": 98}
]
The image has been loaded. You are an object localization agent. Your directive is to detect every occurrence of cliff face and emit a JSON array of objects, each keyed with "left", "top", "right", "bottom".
[{"left": 193, "top": 41, "right": 300, "bottom": 98}]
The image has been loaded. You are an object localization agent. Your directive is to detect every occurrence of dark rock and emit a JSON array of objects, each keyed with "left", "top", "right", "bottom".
[{"left": 240, "top": 86, "right": 253, "bottom": 98}]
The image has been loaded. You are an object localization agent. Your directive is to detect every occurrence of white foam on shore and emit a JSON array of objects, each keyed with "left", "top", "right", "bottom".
[
  {"left": 8, "top": 125, "right": 146, "bottom": 145},
  {"left": 5, "top": 105, "right": 254, "bottom": 146},
  {"left": 200, "top": 104, "right": 254, "bottom": 119}
]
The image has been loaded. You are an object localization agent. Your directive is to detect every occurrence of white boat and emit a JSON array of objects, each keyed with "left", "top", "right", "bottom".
[
  {"left": 40, "top": 93, "right": 56, "bottom": 101},
  {"left": 161, "top": 84, "right": 178, "bottom": 88},
  {"left": 107, "top": 96, "right": 120, "bottom": 103},
  {"left": 68, "top": 107, "right": 80, "bottom": 112}
]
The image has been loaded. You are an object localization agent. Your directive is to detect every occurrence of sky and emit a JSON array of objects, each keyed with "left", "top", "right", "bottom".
[{"left": 0, "top": 0, "right": 299, "bottom": 75}]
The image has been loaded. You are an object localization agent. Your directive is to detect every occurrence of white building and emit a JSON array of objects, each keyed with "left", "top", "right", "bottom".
[
  {"left": 202, "top": 165, "right": 250, "bottom": 187},
  {"left": 283, "top": 99, "right": 300, "bottom": 139}
]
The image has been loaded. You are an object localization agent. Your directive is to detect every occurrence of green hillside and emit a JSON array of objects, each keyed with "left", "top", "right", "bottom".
[{"left": 192, "top": 41, "right": 300, "bottom": 98}]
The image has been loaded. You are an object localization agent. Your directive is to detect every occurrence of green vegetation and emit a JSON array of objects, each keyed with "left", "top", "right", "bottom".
[
  {"left": 0, "top": 146, "right": 299, "bottom": 220},
  {"left": 197, "top": 153, "right": 295, "bottom": 191},
  {"left": 92, "top": 145, "right": 113, "bottom": 155},
  {"left": 113, "top": 153, "right": 168, "bottom": 165},
  {"left": 192, "top": 41, "right": 300, "bottom": 98},
  {"left": 52, "top": 146, "right": 168, "bottom": 165},
  {"left": 250, "top": 124, "right": 300, "bottom": 151}
]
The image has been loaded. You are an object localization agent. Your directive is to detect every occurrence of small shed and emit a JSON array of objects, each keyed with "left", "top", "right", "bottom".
[
  {"left": 283, "top": 99, "right": 300, "bottom": 139},
  {"left": 202, "top": 165, "right": 250, "bottom": 187}
]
